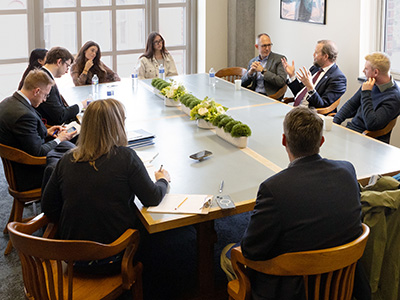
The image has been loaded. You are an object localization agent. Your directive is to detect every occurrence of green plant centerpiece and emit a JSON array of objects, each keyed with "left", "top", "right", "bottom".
[
  {"left": 215, "top": 115, "right": 252, "bottom": 148},
  {"left": 160, "top": 80, "right": 186, "bottom": 102},
  {"left": 151, "top": 78, "right": 170, "bottom": 91},
  {"left": 190, "top": 97, "right": 228, "bottom": 122}
]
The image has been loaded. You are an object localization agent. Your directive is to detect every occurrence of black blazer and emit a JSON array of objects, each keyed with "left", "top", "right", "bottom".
[
  {"left": 287, "top": 64, "right": 347, "bottom": 108},
  {"left": 0, "top": 92, "right": 58, "bottom": 191},
  {"left": 35, "top": 68, "right": 79, "bottom": 125},
  {"left": 241, "top": 154, "right": 363, "bottom": 300}
]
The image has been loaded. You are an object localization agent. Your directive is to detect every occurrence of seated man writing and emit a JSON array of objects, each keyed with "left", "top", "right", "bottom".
[
  {"left": 0, "top": 69, "right": 75, "bottom": 191},
  {"left": 334, "top": 52, "right": 400, "bottom": 143},
  {"left": 221, "top": 106, "right": 370, "bottom": 300}
]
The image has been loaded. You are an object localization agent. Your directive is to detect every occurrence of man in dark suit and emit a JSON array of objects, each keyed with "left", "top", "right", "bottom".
[
  {"left": 36, "top": 47, "right": 87, "bottom": 125},
  {"left": 241, "top": 33, "right": 287, "bottom": 98},
  {"left": 221, "top": 106, "right": 369, "bottom": 300},
  {"left": 0, "top": 69, "right": 76, "bottom": 191},
  {"left": 281, "top": 40, "right": 347, "bottom": 109}
]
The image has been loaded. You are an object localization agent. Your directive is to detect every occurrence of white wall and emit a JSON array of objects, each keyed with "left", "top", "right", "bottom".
[
  {"left": 255, "top": 0, "right": 362, "bottom": 103},
  {"left": 255, "top": 0, "right": 400, "bottom": 148},
  {"left": 197, "top": 0, "right": 228, "bottom": 73}
]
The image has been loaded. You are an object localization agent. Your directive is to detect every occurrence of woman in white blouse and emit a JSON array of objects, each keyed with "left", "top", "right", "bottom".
[{"left": 138, "top": 32, "right": 178, "bottom": 79}]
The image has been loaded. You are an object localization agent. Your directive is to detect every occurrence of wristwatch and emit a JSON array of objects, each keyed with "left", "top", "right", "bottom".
[
  {"left": 261, "top": 69, "right": 265, "bottom": 75},
  {"left": 308, "top": 89, "right": 315, "bottom": 95}
]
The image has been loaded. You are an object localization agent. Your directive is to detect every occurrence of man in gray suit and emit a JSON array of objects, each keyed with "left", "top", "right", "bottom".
[
  {"left": 0, "top": 69, "right": 75, "bottom": 191},
  {"left": 241, "top": 33, "right": 287, "bottom": 98}
]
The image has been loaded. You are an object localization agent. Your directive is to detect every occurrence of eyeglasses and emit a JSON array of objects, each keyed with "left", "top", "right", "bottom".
[
  {"left": 153, "top": 39, "right": 163, "bottom": 45},
  {"left": 260, "top": 43, "right": 273, "bottom": 48},
  {"left": 64, "top": 61, "right": 71, "bottom": 69},
  {"left": 40, "top": 89, "right": 50, "bottom": 99}
]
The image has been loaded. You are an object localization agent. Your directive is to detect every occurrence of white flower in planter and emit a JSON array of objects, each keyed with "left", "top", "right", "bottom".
[{"left": 198, "top": 107, "right": 209, "bottom": 116}]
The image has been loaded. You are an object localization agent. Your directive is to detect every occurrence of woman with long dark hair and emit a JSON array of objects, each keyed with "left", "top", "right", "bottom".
[
  {"left": 70, "top": 41, "right": 120, "bottom": 86},
  {"left": 138, "top": 32, "right": 178, "bottom": 79},
  {"left": 18, "top": 48, "right": 48, "bottom": 90}
]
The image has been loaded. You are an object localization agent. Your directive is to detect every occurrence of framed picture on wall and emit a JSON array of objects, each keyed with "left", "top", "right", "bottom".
[{"left": 280, "top": 0, "right": 326, "bottom": 25}]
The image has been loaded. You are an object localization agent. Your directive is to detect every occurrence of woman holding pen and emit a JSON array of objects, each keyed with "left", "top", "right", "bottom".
[{"left": 42, "top": 98, "right": 170, "bottom": 274}]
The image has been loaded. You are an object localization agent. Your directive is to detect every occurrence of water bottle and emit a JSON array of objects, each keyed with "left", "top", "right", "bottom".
[
  {"left": 92, "top": 74, "right": 99, "bottom": 97},
  {"left": 209, "top": 67, "right": 216, "bottom": 87},
  {"left": 159, "top": 64, "right": 165, "bottom": 80},
  {"left": 107, "top": 86, "right": 114, "bottom": 97},
  {"left": 131, "top": 67, "right": 138, "bottom": 88}
]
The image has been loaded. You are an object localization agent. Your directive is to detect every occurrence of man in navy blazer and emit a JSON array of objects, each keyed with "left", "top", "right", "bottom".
[
  {"left": 241, "top": 33, "right": 287, "bottom": 98},
  {"left": 221, "top": 107, "right": 369, "bottom": 300},
  {"left": 282, "top": 40, "right": 346, "bottom": 109},
  {"left": 0, "top": 70, "right": 76, "bottom": 191},
  {"left": 36, "top": 47, "right": 87, "bottom": 125}
]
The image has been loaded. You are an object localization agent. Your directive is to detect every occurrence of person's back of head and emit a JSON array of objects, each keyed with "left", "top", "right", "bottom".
[
  {"left": 283, "top": 106, "right": 323, "bottom": 158},
  {"left": 72, "top": 98, "right": 127, "bottom": 162},
  {"left": 29, "top": 48, "right": 48, "bottom": 68},
  {"left": 365, "top": 52, "right": 391, "bottom": 76},
  {"left": 45, "top": 47, "right": 74, "bottom": 65},
  {"left": 22, "top": 69, "right": 54, "bottom": 92}
]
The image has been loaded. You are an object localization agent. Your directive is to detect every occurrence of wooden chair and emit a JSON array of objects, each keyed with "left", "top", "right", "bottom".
[
  {"left": 362, "top": 117, "right": 397, "bottom": 139},
  {"left": 8, "top": 213, "right": 143, "bottom": 300},
  {"left": 268, "top": 85, "right": 287, "bottom": 100},
  {"left": 228, "top": 223, "right": 370, "bottom": 300},
  {"left": 215, "top": 67, "right": 247, "bottom": 83},
  {"left": 0, "top": 143, "right": 46, "bottom": 255},
  {"left": 282, "top": 97, "right": 341, "bottom": 115}
]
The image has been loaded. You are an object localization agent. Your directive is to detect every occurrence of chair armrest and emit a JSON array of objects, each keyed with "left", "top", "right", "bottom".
[
  {"left": 362, "top": 118, "right": 397, "bottom": 138},
  {"left": 120, "top": 229, "right": 141, "bottom": 290},
  {"left": 229, "top": 247, "right": 252, "bottom": 300},
  {"left": 282, "top": 97, "right": 294, "bottom": 104}
]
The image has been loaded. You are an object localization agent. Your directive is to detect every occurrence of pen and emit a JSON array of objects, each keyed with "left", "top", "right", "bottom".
[
  {"left": 219, "top": 180, "right": 224, "bottom": 193},
  {"left": 158, "top": 164, "right": 163, "bottom": 172},
  {"left": 52, "top": 122, "right": 65, "bottom": 137},
  {"left": 175, "top": 197, "right": 188, "bottom": 210}
]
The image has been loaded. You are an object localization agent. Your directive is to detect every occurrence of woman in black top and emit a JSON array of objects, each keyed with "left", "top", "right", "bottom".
[{"left": 18, "top": 48, "right": 48, "bottom": 90}]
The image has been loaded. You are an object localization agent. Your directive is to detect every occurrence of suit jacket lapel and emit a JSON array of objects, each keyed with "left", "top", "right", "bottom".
[{"left": 315, "top": 64, "right": 337, "bottom": 90}]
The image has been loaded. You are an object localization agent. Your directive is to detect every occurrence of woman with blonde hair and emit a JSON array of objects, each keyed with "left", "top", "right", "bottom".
[
  {"left": 138, "top": 32, "right": 178, "bottom": 79},
  {"left": 70, "top": 41, "right": 120, "bottom": 86},
  {"left": 42, "top": 98, "right": 170, "bottom": 272}
]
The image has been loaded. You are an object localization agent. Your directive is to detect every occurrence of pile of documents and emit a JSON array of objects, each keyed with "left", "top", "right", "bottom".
[{"left": 127, "top": 129, "right": 155, "bottom": 148}]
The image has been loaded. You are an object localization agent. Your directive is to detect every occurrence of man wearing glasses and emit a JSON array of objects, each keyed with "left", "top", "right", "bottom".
[
  {"left": 0, "top": 69, "right": 76, "bottom": 191},
  {"left": 241, "top": 33, "right": 287, "bottom": 99},
  {"left": 37, "top": 47, "right": 87, "bottom": 125},
  {"left": 281, "top": 40, "right": 346, "bottom": 109}
]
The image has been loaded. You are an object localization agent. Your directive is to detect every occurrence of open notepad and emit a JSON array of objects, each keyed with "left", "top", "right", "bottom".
[{"left": 147, "top": 194, "right": 213, "bottom": 215}]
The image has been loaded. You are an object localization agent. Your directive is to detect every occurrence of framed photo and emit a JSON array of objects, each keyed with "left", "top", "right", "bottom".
[{"left": 280, "top": 0, "right": 326, "bottom": 25}]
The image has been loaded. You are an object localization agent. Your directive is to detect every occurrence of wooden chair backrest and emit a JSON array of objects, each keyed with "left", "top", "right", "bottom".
[
  {"left": 316, "top": 97, "right": 342, "bottom": 115},
  {"left": 8, "top": 213, "right": 141, "bottom": 300},
  {"left": 0, "top": 143, "right": 46, "bottom": 191},
  {"left": 362, "top": 117, "right": 398, "bottom": 138},
  {"left": 215, "top": 67, "right": 247, "bottom": 83},
  {"left": 269, "top": 85, "right": 287, "bottom": 100},
  {"left": 229, "top": 224, "right": 369, "bottom": 300}
]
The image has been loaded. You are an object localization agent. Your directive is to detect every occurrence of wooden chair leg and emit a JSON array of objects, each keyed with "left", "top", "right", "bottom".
[
  {"left": 4, "top": 199, "right": 25, "bottom": 255},
  {"left": 3, "top": 200, "right": 16, "bottom": 234}
]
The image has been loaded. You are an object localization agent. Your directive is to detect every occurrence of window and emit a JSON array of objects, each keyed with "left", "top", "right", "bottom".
[
  {"left": 0, "top": 0, "right": 196, "bottom": 100},
  {"left": 383, "top": 0, "right": 400, "bottom": 79}
]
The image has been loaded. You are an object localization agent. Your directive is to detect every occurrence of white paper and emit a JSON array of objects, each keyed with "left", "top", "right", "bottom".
[
  {"left": 136, "top": 151, "right": 159, "bottom": 164},
  {"left": 147, "top": 194, "right": 212, "bottom": 214}
]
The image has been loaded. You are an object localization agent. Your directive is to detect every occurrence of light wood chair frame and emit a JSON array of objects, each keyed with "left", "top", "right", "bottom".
[
  {"left": 228, "top": 224, "right": 370, "bottom": 300},
  {"left": 282, "top": 97, "right": 341, "bottom": 116},
  {"left": 268, "top": 85, "right": 288, "bottom": 100},
  {"left": 8, "top": 213, "right": 143, "bottom": 300},
  {"left": 0, "top": 143, "right": 46, "bottom": 254},
  {"left": 215, "top": 67, "right": 247, "bottom": 83},
  {"left": 362, "top": 117, "right": 397, "bottom": 139}
]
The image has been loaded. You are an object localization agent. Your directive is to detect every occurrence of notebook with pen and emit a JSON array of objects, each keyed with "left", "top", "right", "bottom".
[{"left": 147, "top": 194, "right": 213, "bottom": 214}]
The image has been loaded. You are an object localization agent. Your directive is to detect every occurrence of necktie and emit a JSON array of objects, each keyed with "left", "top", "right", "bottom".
[{"left": 294, "top": 68, "right": 323, "bottom": 106}]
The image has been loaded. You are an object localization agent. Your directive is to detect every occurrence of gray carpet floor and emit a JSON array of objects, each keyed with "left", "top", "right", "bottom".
[{"left": 0, "top": 158, "right": 251, "bottom": 299}]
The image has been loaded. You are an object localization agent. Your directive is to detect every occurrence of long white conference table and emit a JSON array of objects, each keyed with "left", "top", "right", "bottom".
[{"left": 60, "top": 74, "right": 400, "bottom": 295}]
